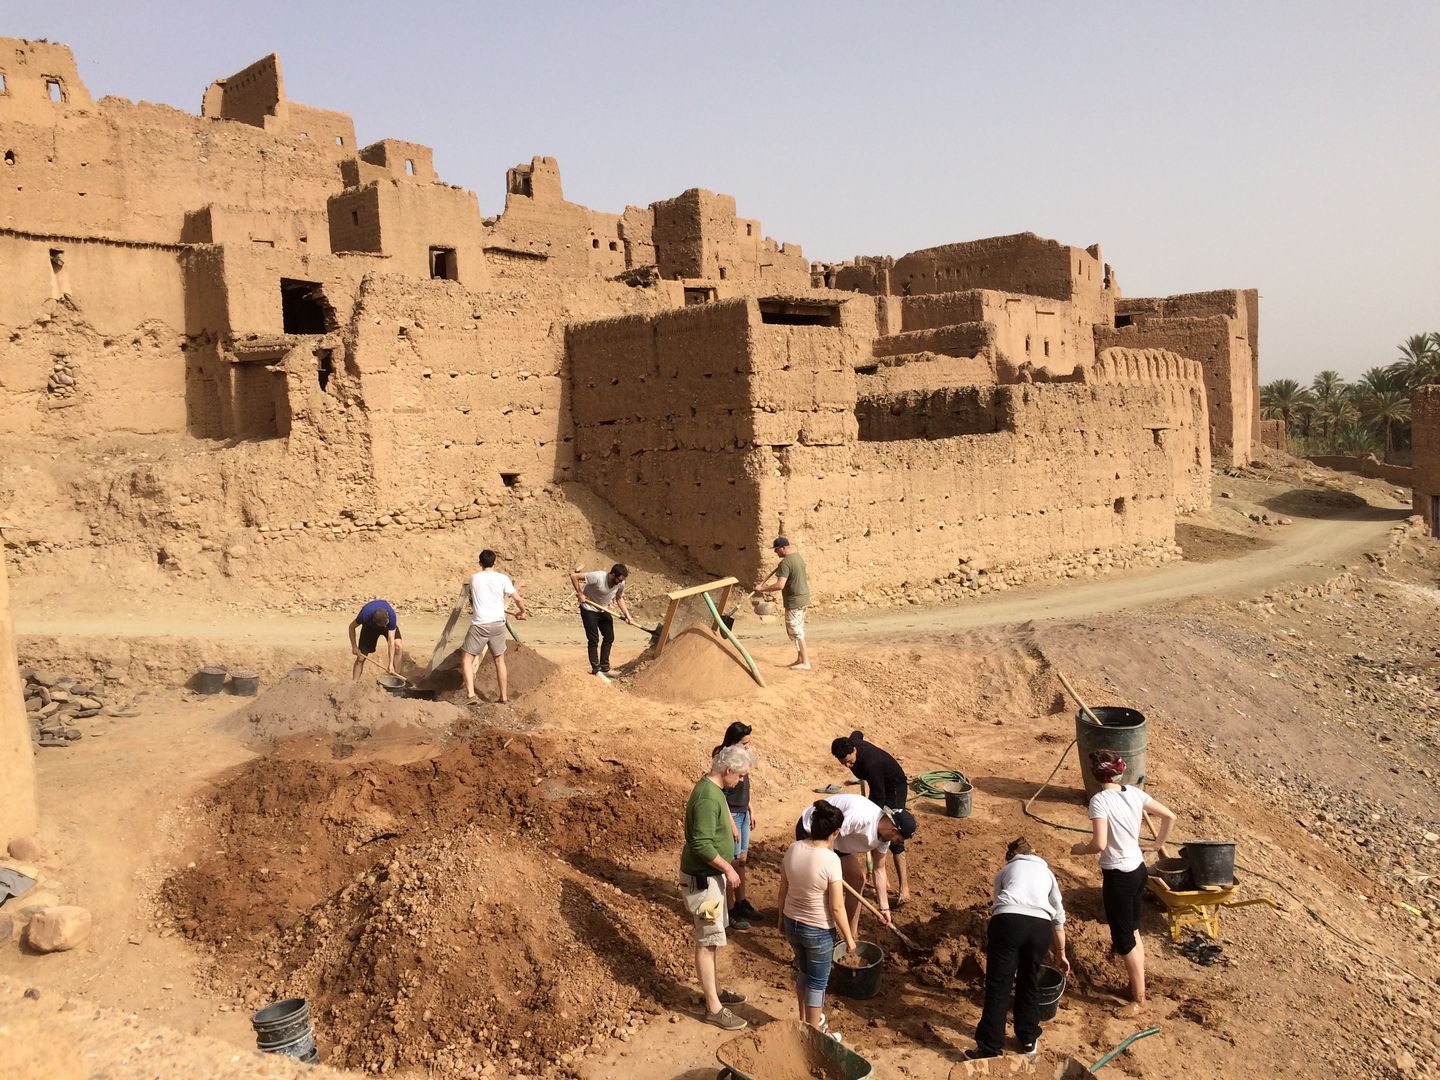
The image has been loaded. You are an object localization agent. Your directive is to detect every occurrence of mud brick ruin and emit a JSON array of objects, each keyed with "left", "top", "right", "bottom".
[{"left": 0, "top": 40, "right": 1259, "bottom": 591}]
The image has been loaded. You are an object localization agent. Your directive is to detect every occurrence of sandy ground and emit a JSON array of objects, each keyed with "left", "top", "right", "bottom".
[{"left": 3, "top": 467, "right": 1437, "bottom": 1079}]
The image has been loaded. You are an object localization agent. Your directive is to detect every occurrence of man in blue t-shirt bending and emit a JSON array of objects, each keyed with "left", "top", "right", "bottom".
[{"left": 349, "top": 599, "right": 402, "bottom": 680}]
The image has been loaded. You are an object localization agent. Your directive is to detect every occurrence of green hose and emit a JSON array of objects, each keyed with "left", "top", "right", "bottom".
[{"left": 911, "top": 769, "right": 971, "bottom": 799}]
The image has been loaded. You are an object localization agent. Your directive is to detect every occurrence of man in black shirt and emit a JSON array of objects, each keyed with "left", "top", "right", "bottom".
[{"left": 831, "top": 730, "right": 912, "bottom": 905}]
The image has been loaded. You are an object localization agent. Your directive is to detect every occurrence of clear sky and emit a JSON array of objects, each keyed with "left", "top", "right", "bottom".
[{"left": 11, "top": 1, "right": 1439, "bottom": 383}]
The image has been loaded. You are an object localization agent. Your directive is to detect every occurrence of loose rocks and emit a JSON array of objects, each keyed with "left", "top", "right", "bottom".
[{"left": 25, "top": 906, "right": 93, "bottom": 953}]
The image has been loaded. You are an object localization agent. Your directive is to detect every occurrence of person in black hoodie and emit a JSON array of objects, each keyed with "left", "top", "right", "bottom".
[{"left": 830, "top": 730, "right": 912, "bottom": 906}]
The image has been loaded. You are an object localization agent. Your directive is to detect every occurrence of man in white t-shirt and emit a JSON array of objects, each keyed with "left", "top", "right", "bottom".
[
  {"left": 797, "top": 793, "right": 916, "bottom": 937},
  {"left": 569, "top": 563, "right": 633, "bottom": 680},
  {"left": 462, "top": 549, "right": 527, "bottom": 705}
]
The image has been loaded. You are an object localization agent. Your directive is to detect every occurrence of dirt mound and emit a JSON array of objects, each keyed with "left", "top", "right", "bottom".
[
  {"left": 163, "top": 728, "right": 688, "bottom": 1076},
  {"left": 217, "top": 671, "right": 463, "bottom": 751},
  {"left": 628, "top": 626, "right": 759, "bottom": 704},
  {"left": 418, "top": 641, "right": 559, "bottom": 700}
]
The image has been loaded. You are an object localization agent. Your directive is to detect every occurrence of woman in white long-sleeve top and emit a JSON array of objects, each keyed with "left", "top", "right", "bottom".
[
  {"left": 964, "top": 838, "right": 1070, "bottom": 1060},
  {"left": 1070, "top": 748, "right": 1177, "bottom": 1016}
]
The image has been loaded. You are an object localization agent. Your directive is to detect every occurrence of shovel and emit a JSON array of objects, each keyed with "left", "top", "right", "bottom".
[
  {"left": 361, "top": 653, "right": 413, "bottom": 692},
  {"left": 1059, "top": 1027, "right": 1161, "bottom": 1077},
  {"left": 840, "top": 880, "right": 926, "bottom": 953}
]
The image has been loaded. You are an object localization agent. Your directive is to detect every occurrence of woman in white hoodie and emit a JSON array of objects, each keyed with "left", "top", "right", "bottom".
[{"left": 964, "top": 838, "right": 1070, "bottom": 1060}]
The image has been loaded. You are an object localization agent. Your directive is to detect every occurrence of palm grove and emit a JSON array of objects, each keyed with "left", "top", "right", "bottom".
[{"left": 1261, "top": 333, "right": 1440, "bottom": 462}]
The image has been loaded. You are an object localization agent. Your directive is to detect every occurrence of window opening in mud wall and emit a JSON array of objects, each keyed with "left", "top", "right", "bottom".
[
  {"left": 49, "top": 247, "right": 68, "bottom": 297},
  {"left": 1043, "top": 339, "right": 1050, "bottom": 358},
  {"left": 500, "top": 472, "right": 520, "bottom": 488},
  {"left": 429, "top": 246, "right": 458, "bottom": 281},
  {"left": 45, "top": 77, "right": 64, "bottom": 103},
  {"left": 608, "top": 241, "right": 618, "bottom": 251},
  {"left": 745, "top": 223, "right": 752, "bottom": 237},
  {"left": 1432, "top": 495, "right": 1440, "bottom": 537},
  {"left": 1025, "top": 334, "right": 1032, "bottom": 355},
  {"left": 684, "top": 287, "right": 717, "bottom": 306},
  {"left": 0, "top": 72, "right": 7, "bottom": 94},
  {"left": 758, "top": 299, "right": 842, "bottom": 327},
  {"left": 1113, "top": 497, "right": 1126, "bottom": 514},
  {"left": 316, "top": 348, "right": 335, "bottom": 391},
  {"left": 405, "top": 158, "right": 415, "bottom": 176},
  {"left": 718, "top": 266, "right": 727, "bottom": 280},
  {"left": 335, "top": 135, "right": 344, "bottom": 146},
  {"left": 279, "top": 279, "right": 332, "bottom": 335},
  {"left": 3, "top": 150, "right": 13, "bottom": 166},
  {"left": 592, "top": 238, "right": 600, "bottom": 248},
  {"left": 350, "top": 209, "right": 360, "bottom": 226},
  {"left": 1114, "top": 314, "right": 1134, "bottom": 328}
]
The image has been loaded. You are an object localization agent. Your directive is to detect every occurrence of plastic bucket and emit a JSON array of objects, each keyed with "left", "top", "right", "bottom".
[
  {"left": 229, "top": 671, "right": 260, "bottom": 696},
  {"left": 252, "top": 998, "right": 311, "bottom": 1048},
  {"left": 1152, "top": 857, "right": 1192, "bottom": 891},
  {"left": 1034, "top": 964, "right": 1066, "bottom": 1020},
  {"left": 196, "top": 665, "right": 228, "bottom": 695},
  {"left": 829, "top": 939, "right": 884, "bottom": 999},
  {"left": 1181, "top": 841, "right": 1236, "bottom": 887},
  {"left": 941, "top": 781, "right": 973, "bottom": 819},
  {"left": 1074, "top": 707, "right": 1148, "bottom": 800}
]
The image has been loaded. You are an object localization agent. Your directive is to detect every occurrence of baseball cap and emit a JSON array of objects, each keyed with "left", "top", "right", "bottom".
[
  {"left": 772, "top": 536, "right": 790, "bottom": 549},
  {"left": 883, "top": 807, "right": 918, "bottom": 839}
]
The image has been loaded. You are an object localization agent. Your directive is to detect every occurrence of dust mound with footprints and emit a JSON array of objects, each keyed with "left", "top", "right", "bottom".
[{"left": 629, "top": 626, "right": 759, "bottom": 704}]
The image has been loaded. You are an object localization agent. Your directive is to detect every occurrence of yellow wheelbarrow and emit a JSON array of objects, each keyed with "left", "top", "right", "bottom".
[{"left": 1146, "top": 874, "right": 1279, "bottom": 942}]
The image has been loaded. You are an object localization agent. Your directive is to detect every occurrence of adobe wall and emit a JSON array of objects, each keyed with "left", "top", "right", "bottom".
[
  {"left": 888, "top": 233, "right": 1112, "bottom": 318},
  {"left": 1260, "top": 418, "right": 1287, "bottom": 452},
  {"left": 651, "top": 189, "right": 808, "bottom": 289},
  {"left": 328, "top": 180, "right": 488, "bottom": 288},
  {"left": 0, "top": 39, "right": 96, "bottom": 124},
  {"left": 1107, "top": 289, "right": 1258, "bottom": 466},
  {"left": 1411, "top": 387, "right": 1440, "bottom": 535},
  {"left": 1307, "top": 455, "right": 1415, "bottom": 488},
  {"left": 487, "top": 157, "right": 630, "bottom": 276},
  {"left": 0, "top": 561, "right": 37, "bottom": 848}
]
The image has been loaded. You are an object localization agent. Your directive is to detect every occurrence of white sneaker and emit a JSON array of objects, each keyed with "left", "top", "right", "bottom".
[{"left": 593, "top": 671, "right": 611, "bottom": 683}]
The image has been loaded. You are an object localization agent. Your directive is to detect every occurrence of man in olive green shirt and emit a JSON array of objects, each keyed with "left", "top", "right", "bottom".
[
  {"left": 755, "top": 536, "right": 811, "bottom": 670},
  {"left": 680, "top": 744, "right": 752, "bottom": 1030}
]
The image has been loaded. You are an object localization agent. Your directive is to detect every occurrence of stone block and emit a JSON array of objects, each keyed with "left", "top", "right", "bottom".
[{"left": 25, "top": 906, "right": 93, "bottom": 952}]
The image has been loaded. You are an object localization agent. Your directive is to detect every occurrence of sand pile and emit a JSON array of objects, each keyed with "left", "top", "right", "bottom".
[
  {"left": 419, "top": 641, "right": 558, "bottom": 700},
  {"left": 217, "top": 671, "right": 463, "bottom": 751},
  {"left": 164, "top": 728, "right": 688, "bottom": 1076},
  {"left": 629, "top": 626, "right": 759, "bottom": 704}
]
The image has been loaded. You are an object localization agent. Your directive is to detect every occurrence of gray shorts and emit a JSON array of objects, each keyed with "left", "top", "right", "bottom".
[
  {"left": 680, "top": 872, "right": 728, "bottom": 948},
  {"left": 463, "top": 621, "right": 508, "bottom": 657},
  {"left": 784, "top": 607, "right": 807, "bottom": 641}
]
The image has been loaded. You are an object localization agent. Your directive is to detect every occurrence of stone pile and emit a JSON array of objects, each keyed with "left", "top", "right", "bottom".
[
  {"left": 45, "top": 355, "right": 80, "bottom": 400},
  {"left": 21, "top": 667, "right": 139, "bottom": 748}
]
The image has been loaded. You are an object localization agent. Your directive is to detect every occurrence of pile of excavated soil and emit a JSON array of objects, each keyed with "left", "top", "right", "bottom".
[
  {"left": 163, "top": 729, "right": 688, "bottom": 1076},
  {"left": 217, "top": 671, "right": 463, "bottom": 751},
  {"left": 419, "top": 641, "right": 558, "bottom": 700},
  {"left": 718, "top": 1020, "right": 850, "bottom": 1080},
  {"left": 628, "top": 626, "right": 759, "bottom": 704}
]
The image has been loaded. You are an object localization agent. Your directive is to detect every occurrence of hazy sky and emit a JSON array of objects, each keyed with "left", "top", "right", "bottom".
[{"left": 12, "top": 2, "right": 1438, "bottom": 382}]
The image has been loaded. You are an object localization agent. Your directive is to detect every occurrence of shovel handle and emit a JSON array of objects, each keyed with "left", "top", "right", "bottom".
[{"left": 840, "top": 880, "right": 922, "bottom": 951}]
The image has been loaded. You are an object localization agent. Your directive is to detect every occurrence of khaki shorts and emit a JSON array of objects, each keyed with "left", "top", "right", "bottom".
[
  {"left": 679, "top": 872, "right": 728, "bottom": 948},
  {"left": 463, "top": 621, "right": 508, "bottom": 657},
  {"left": 784, "top": 607, "right": 807, "bottom": 641}
]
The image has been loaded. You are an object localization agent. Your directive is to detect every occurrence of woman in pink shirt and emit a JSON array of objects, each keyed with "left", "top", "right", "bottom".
[{"left": 776, "top": 800, "right": 860, "bottom": 1037}]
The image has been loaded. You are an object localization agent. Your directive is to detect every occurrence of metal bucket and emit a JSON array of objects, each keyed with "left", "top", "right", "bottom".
[
  {"left": 829, "top": 939, "right": 884, "bottom": 999},
  {"left": 941, "top": 781, "right": 973, "bottom": 819},
  {"left": 1075, "top": 707, "right": 1148, "bottom": 800},
  {"left": 196, "top": 665, "right": 227, "bottom": 695},
  {"left": 377, "top": 674, "right": 408, "bottom": 696},
  {"left": 229, "top": 671, "right": 260, "bottom": 696},
  {"left": 1152, "top": 857, "right": 1192, "bottom": 891}
]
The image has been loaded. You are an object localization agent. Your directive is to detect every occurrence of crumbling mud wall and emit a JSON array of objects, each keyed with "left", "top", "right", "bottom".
[
  {"left": 1261, "top": 418, "right": 1288, "bottom": 452},
  {"left": 1104, "top": 289, "right": 1259, "bottom": 466},
  {"left": 1410, "top": 386, "right": 1440, "bottom": 535},
  {"left": 569, "top": 298, "right": 1208, "bottom": 588}
]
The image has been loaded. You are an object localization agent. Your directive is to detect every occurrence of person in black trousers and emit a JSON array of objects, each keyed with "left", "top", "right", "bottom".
[
  {"left": 831, "top": 730, "right": 912, "bottom": 905},
  {"left": 965, "top": 838, "right": 1070, "bottom": 1060}
]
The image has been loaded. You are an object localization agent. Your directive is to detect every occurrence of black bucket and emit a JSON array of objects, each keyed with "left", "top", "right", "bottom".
[
  {"left": 252, "top": 998, "right": 315, "bottom": 1059},
  {"left": 941, "top": 781, "right": 973, "bottom": 819},
  {"left": 1181, "top": 841, "right": 1236, "bottom": 887},
  {"left": 196, "top": 665, "right": 227, "bottom": 695},
  {"left": 377, "top": 674, "right": 408, "bottom": 696},
  {"left": 829, "top": 939, "right": 884, "bottom": 999},
  {"left": 1152, "top": 857, "right": 1192, "bottom": 892},
  {"left": 1034, "top": 964, "right": 1066, "bottom": 1020},
  {"left": 1075, "top": 707, "right": 1148, "bottom": 800},
  {"left": 229, "top": 671, "right": 260, "bottom": 696}
]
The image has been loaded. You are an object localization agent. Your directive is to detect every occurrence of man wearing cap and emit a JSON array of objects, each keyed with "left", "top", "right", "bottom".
[
  {"left": 349, "top": 599, "right": 402, "bottom": 681},
  {"left": 796, "top": 793, "right": 916, "bottom": 937},
  {"left": 755, "top": 536, "right": 810, "bottom": 671},
  {"left": 832, "top": 730, "right": 913, "bottom": 907}
]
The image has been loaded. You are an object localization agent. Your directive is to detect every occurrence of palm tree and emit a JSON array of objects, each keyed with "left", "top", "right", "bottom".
[
  {"left": 1358, "top": 389, "right": 1411, "bottom": 461},
  {"left": 1335, "top": 422, "right": 1378, "bottom": 456},
  {"left": 1313, "top": 395, "right": 1356, "bottom": 446},
  {"left": 1391, "top": 333, "right": 1440, "bottom": 389},
  {"left": 1356, "top": 366, "right": 1406, "bottom": 398},
  {"left": 1260, "top": 379, "right": 1315, "bottom": 434},
  {"left": 1310, "top": 370, "right": 1345, "bottom": 403}
]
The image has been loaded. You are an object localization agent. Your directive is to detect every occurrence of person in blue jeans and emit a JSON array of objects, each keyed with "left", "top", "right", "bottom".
[
  {"left": 775, "top": 800, "right": 858, "bottom": 1039},
  {"left": 715, "top": 722, "right": 757, "bottom": 928}
]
